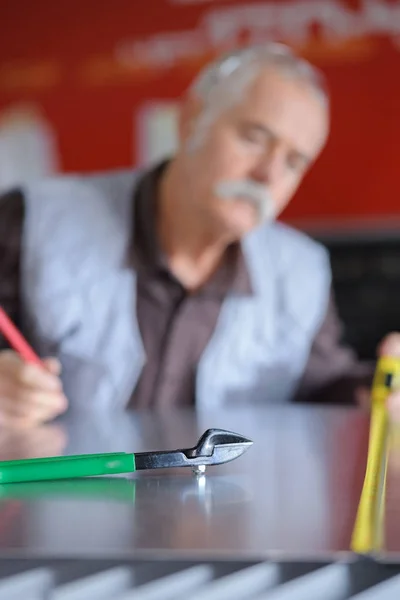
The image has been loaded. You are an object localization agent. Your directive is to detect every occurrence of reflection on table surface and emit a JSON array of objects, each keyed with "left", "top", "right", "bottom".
[{"left": 0, "top": 405, "right": 385, "bottom": 560}]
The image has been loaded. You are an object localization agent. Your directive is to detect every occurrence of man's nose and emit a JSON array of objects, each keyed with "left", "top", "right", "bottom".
[{"left": 250, "top": 145, "right": 285, "bottom": 185}]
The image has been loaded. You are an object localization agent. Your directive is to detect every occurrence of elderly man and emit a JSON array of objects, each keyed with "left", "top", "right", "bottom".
[{"left": 0, "top": 43, "right": 398, "bottom": 428}]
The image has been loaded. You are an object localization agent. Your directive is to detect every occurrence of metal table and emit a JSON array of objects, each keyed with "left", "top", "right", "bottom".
[
  {"left": 0, "top": 405, "right": 379, "bottom": 561},
  {"left": 0, "top": 405, "right": 399, "bottom": 598}
]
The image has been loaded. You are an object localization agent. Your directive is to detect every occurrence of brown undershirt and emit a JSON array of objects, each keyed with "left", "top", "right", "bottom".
[
  {"left": 0, "top": 162, "right": 373, "bottom": 407},
  {"left": 130, "top": 161, "right": 252, "bottom": 407}
]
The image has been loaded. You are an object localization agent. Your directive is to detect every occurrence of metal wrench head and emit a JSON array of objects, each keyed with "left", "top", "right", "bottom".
[
  {"left": 185, "top": 428, "right": 253, "bottom": 465},
  {"left": 134, "top": 428, "right": 253, "bottom": 472}
]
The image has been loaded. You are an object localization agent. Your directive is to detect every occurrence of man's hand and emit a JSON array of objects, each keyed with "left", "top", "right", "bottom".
[
  {"left": 377, "top": 333, "right": 400, "bottom": 422},
  {"left": 0, "top": 350, "right": 67, "bottom": 429}
]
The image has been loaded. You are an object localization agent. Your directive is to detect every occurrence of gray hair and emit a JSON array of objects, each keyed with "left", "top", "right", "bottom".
[{"left": 189, "top": 43, "right": 329, "bottom": 112}]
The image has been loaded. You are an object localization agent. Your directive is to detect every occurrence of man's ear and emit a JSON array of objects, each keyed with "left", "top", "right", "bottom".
[{"left": 178, "top": 93, "right": 204, "bottom": 145}]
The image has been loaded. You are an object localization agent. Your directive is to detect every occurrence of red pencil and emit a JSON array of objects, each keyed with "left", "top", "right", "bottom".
[{"left": 0, "top": 307, "right": 43, "bottom": 366}]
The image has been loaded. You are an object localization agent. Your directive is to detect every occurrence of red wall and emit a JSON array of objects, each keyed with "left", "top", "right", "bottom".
[{"left": 1, "top": 0, "right": 400, "bottom": 222}]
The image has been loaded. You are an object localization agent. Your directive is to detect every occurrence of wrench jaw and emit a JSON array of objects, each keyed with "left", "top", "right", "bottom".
[
  {"left": 185, "top": 428, "right": 254, "bottom": 475},
  {"left": 206, "top": 440, "right": 253, "bottom": 466},
  {"left": 188, "top": 429, "right": 253, "bottom": 459}
]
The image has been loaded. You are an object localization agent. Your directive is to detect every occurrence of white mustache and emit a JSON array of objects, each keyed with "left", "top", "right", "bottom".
[{"left": 215, "top": 179, "right": 276, "bottom": 223}]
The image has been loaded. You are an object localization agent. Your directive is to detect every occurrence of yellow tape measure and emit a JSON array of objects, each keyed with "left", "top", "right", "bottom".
[{"left": 350, "top": 356, "right": 400, "bottom": 554}]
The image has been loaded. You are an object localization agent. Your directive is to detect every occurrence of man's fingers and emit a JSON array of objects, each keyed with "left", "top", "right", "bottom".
[
  {"left": 17, "top": 390, "right": 67, "bottom": 420},
  {"left": 0, "top": 403, "right": 64, "bottom": 429},
  {"left": 378, "top": 333, "right": 400, "bottom": 357},
  {"left": 17, "top": 362, "right": 62, "bottom": 392},
  {"left": 42, "top": 357, "right": 62, "bottom": 376},
  {"left": 0, "top": 384, "right": 67, "bottom": 421},
  {"left": 0, "top": 351, "right": 62, "bottom": 392},
  {"left": 0, "top": 351, "right": 66, "bottom": 429},
  {"left": 0, "top": 410, "right": 37, "bottom": 430}
]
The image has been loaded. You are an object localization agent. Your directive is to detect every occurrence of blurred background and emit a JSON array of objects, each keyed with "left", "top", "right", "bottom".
[{"left": 1, "top": 0, "right": 400, "bottom": 360}]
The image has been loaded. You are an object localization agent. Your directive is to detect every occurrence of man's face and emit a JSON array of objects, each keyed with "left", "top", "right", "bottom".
[{"left": 181, "top": 67, "right": 329, "bottom": 238}]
